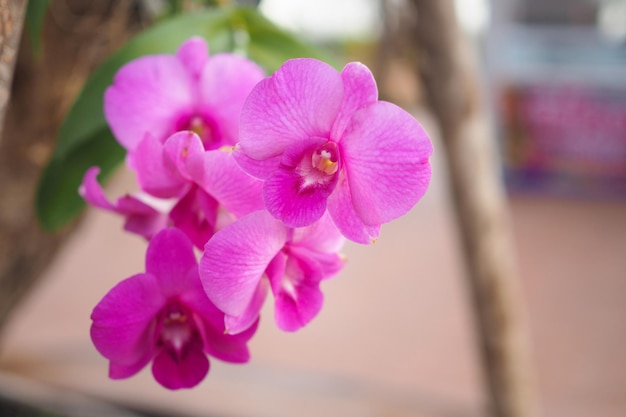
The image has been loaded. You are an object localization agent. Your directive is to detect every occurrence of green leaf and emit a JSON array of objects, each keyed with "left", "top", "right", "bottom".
[
  {"left": 231, "top": 7, "right": 335, "bottom": 72},
  {"left": 37, "top": 6, "right": 331, "bottom": 230},
  {"left": 36, "top": 129, "right": 125, "bottom": 231},
  {"left": 25, "top": 0, "right": 50, "bottom": 57}
]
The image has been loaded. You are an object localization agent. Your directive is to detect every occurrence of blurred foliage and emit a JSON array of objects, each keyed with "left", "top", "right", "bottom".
[{"left": 25, "top": 0, "right": 50, "bottom": 57}]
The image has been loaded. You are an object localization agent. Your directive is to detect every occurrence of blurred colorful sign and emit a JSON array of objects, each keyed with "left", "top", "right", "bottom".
[{"left": 499, "top": 83, "right": 626, "bottom": 198}]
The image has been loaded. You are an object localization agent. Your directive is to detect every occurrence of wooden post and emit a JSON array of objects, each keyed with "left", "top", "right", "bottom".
[
  {"left": 0, "top": 0, "right": 26, "bottom": 140},
  {"left": 406, "top": 1, "right": 537, "bottom": 416}
]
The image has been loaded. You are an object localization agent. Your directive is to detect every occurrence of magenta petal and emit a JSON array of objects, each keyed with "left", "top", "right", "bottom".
[
  {"left": 341, "top": 101, "right": 433, "bottom": 225},
  {"left": 80, "top": 167, "right": 158, "bottom": 218},
  {"left": 119, "top": 200, "right": 168, "bottom": 240},
  {"left": 90, "top": 273, "right": 164, "bottom": 366},
  {"left": 146, "top": 228, "right": 198, "bottom": 297},
  {"left": 178, "top": 269, "right": 224, "bottom": 329},
  {"left": 327, "top": 172, "right": 381, "bottom": 244},
  {"left": 79, "top": 167, "right": 119, "bottom": 212},
  {"left": 265, "top": 251, "right": 287, "bottom": 286},
  {"left": 330, "top": 62, "right": 378, "bottom": 140},
  {"left": 202, "top": 316, "right": 258, "bottom": 362},
  {"left": 186, "top": 149, "right": 265, "bottom": 218},
  {"left": 232, "top": 146, "right": 282, "bottom": 180},
  {"left": 79, "top": 167, "right": 166, "bottom": 239},
  {"left": 291, "top": 211, "right": 345, "bottom": 253},
  {"left": 199, "top": 211, "right": 288, "bottom": 317},
  {"left": 262, "top": 137, "right": 334, "bottom": 227},
  {"left": 199, "top": 54, "right": 265, "bottom": 146},
  {"left": 176, "top": 37, "right": 209, "bottom": 80},
  {"left": 104, "top": 55, "right": 194, "bottom": 151},
  {"left": 239, "top": 58, "right": 343, "bottom": 160},
  {"left": 274, "top": 282, "right": 323, "bottom": 332},
  {"left": 152, "top": 344, "right": 209, "bottom": 390},
  {"left": 289, "top": 246, "right": 345, "bottom": 280},
  {"left": 169, "top": 187, "right": 219, "bottom": 249},
  {"left": 270, "top": 255, "right": 324, "bottom": 332},
  {"left": 162, "top": 131, "right": 205, "bottom": 182},
  {"left": 175, "top": 268, "right": 256, "bottom": 361},
  {"left": 264, "top": 167, "right": 331, "bottom": 228},
  {"left": 187, "top": 277, "right": 259, "bottom": 361},
  {"left": 130, "top": 134, "right": 187, "bottom": 198},
  {"left": 223, "top": 278, "right": 268, "bottom": 335}
]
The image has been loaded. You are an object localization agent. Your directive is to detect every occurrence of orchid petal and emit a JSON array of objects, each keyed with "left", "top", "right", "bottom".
[
  {"left": 79, "top": 167, "right": 167, "bottom": 239},
  {"left": 199, "top": 211, "right": 287, "bottom": 317},
  {"left": 145, "top": 228, "right": 198, "bottom": 297},
  {"left": 199, "top": 54, "right": 265, "bottom": 147},
  {"left": 223, "top": 279, "right": 269, "bottom": 335},
  {"left": 130, "top": 134, "right": 187, "bottom": 199},
  {"left": 121, "top": 203, "right": 168, "bottom": 240},
  {"left": 291, "top": 211, "right": 345, "bottom": 253},
  {"left": 109, "top": 359, "right": 153, "bottom": 380},
  {"left": 169, "top": 187, "right": 219, "bottom": 249},
  {"left": 178, "top": 269, "right": 224, "bottom": 329},
  {"left": 239, "top": 58, "right": 343, "bottom": 160},
  {"left": 90, "top": 273, "right": 164, "bottom": 366},
  {"left": 185, "top": 275, "right": 260, "bottom": 361},
  {"left": 186, "top": 149, "right": 265, "bottom": 218},
  {"left": 265, "top": 251, "right": 287, "bottom": 287},
  {"left": 289, "top": 246, "right": 345, "bottom": 280},
  {"left": 80, "top": 167, "right": 157, "bottom": 218},
  {"left": 330, "top": 62, "right": 378, "bottom": 140},
  {"left": 163, "top": 267, "right": 255, "bottom": 368},
  {"left": 270, "top": 254, "right": 324, "bottom": 332},
  {"left": 79, "top": 167, "right": 120, "bottom": 212},
  {"left": 152, "top": 343, "right": 209, "bottom": 390},
  {"left": 232, "top": 146, "right": 282, "bottom": 180},
  {"left": 341, "top": 101, "right": 433, "bottom": 225},
  {"left": 201, "top": 316, "right": 258, "bottom": 362},
  {"left": 327, "top": 171, "right": 381, "bottom": 244},
  {"left": 176, "top": 36, "right": 209, "bottom": 80},
  {"left": 104, "top": 55, "right": 194, "bottom": 151},
  {"left": 162, "top": 131, "right": 205, "bottom": 182},
  {"left": 263, "top": 166, "right": 330, "bottom": 228}
]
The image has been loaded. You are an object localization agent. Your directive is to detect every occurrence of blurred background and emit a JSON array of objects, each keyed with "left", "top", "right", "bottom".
[{"left": 0, "top": 0, "right": 625, "bottom": 416}]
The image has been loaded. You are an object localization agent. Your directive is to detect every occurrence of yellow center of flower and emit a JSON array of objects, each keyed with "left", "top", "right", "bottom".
[
  {"left": 312, "top": 143, "right": 339, "bottom": 175},
  {"left": 165, "top": 310, "right": 187, "bottom": 324},
  {"left": 189, "top": 116, "right": 206, "bottom": 138}
]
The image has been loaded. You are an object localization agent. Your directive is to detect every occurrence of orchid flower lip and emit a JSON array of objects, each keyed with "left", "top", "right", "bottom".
[
  {"left": 157, "top": 301, "right": 198, "bottom": 356},
  {"left": 294, "top": 140, "right": 342, "bottom": 192}
]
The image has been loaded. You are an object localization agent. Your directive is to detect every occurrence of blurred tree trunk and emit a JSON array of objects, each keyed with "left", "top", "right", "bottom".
[
  {"left": 0, "top": 0, "right": 25, "bottom": 138},
  {"left": 392, "top": 1, "right": 538, "bottom": 417},
  {"left": 0, "top": 0, "right": 147, "bottom": 338}
]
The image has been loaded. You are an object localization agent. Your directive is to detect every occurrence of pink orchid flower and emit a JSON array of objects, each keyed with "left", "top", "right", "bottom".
[
  {"left": 105, "top": 36, "right": 264, "bottom": 152},
  {"left": 199, "top": 210, "right": 345, "bottom": 334},
  {"left": 236, "top": 58, "right": 433, "bottom": 244},
  {"left": 80, "top": 131, "right": 264, "bottom": 248},
  {"left": 91, "top": 228, "right": 257, "bottom": 390}
]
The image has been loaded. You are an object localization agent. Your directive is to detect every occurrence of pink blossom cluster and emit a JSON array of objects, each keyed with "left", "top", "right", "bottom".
[{"left": 82, "top": 37, "right": 433, "bottom": 389}]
